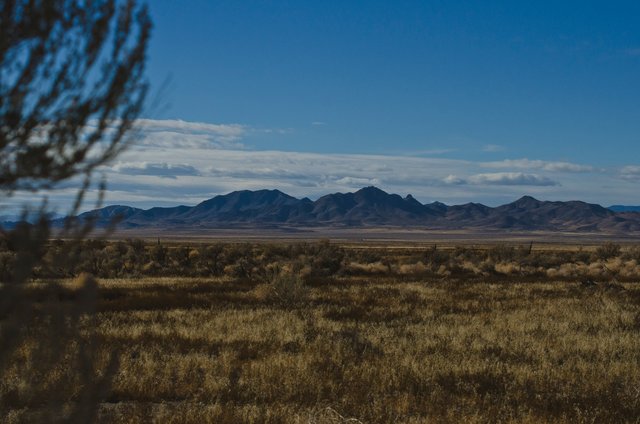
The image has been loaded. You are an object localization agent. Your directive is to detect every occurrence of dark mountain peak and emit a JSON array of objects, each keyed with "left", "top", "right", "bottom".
[
  {"left": 176, "top": 188, "right": 308, "bottom": 224},
  {"left": 354, "top": 186, "right": 389, "bottom": 198},
  {"left": 196, "top": 189, "right": 298, "bottom": 209},
  {"left": 310, "top": 186, "right": 436, "bottom": 224},
  {"left": 424, "top": 200, "right": 448, "bottom": 215},
  {"left": 80, "top": 205, "right": 142, "bottom": 220},
  {"left": 562, "top": 200, "right": 612, "bottom": 216},
  {"left": 460, "top": 202, "right": 490, "bottom": 210},
  {"left": 511, "top": 195, "right": 542, "bottom": 209},
  {"left": 228, "top": 188, "right": 294, "bottom": 200},
  {"left": 445, "top": 202, "right": 491, "bottom": 220},
  {"left": 428, "top": 200, "right": 448, "bottom": 209},
  {"left": 256, "top": 188, "right": 290, "bottom": 197},
  {"left": 353, "top": 186, "right": 411, "bottom": 208},
  {"left": 352, "top": 186, "right": 401, "bottom": 206},
  {"left": 405, "top": 193, "right": 428, "bottom": 207}
]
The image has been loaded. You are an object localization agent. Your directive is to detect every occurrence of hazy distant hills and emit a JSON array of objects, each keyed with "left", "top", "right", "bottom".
[
  {"left": 608, "top": 205, "right": 640, "bottom": 212},
  {"left": 46, "top": 186, "right": 640, "bottom": 234}
]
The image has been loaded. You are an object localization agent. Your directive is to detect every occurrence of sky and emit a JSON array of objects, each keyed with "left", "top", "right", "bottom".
[{"left": 6, "top": 1, "right": 640, "bottom": 214}]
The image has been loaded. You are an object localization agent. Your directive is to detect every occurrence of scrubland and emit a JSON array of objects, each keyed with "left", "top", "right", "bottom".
[{"left": 2, "top": 240, "right": 640, "bottom": 423}]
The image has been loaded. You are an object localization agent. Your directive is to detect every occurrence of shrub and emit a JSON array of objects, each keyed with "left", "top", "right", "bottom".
[
  {"left": 595, "top": 242, "right": 621, "bottom": 260},
  {"left": 622, "top": 246, "right": 640, "bottom": 261},
  {"left": 308, "top": 240, "right": 345, "bottom": 277},
  {"left": 149, "top": 244, "right": 168, "bottom": 266},
  {"left": 397, "top": 261, "right": 428, "bottom": 275},
  {"left": 488, "top": 245, "right": 519, "bottom": 262},
  {"left": 344, "top": 261, "right": 390, "bottom": 275},
  {"left": 256, "top": 267, "right": 308, "bottom": 308},
  {"left": 423, "top": 245, "right": 449, "bottom": 268},
  {"left": 494, "top": 262, "right": 520, "bottom": 275}
]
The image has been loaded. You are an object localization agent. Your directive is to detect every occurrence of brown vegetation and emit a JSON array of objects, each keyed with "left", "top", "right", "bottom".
[
  {"left": 3, "top": 238, "right": 640, "bottom": 283},
  {"left": 2, "top": 241, "right": 640, "bottom": 422}
]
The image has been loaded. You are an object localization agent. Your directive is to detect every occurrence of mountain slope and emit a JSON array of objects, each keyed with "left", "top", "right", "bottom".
[
  {"left": 309, "top": 186, "right": 439, "bottom": 225},
  {"left": 41, "top": 187, "right": 640, "bottom": 233},
  {"left": 484, "top": 197, "right": 615, "bottom": 231},
  {"left": 182, "top": 189, "right": 309, "bottom": 224}
]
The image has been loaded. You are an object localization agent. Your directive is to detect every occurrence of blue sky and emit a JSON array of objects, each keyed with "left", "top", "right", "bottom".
[
  {"left": 5, "top": 1, "right": 640, "bottom": 214},
  {"left": 145, "top": 1, "right": 640, "bottom": 161}
]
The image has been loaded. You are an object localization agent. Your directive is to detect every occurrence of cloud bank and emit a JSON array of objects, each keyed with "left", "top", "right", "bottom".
[
  {"left": 481, "top": 159, "right": 595, "bottom": 173},
  {"left": 113, "top": 162, "right": 200, "bottom": 179},
  {"left": 5, "top": 119, "right": 639, "bottom": 213},
  {"left": 467, "top": 172, "right": 559, "bottom": 186}
]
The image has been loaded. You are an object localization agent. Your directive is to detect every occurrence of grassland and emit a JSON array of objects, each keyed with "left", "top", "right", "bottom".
[{"left": 2, "top": 241, "right": 640, "bottom": 423}]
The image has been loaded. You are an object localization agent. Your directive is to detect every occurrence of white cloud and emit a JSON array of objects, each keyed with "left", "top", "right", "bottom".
[
  {"left": 482, "top": 158, "right": 594, "bottom": 173},
  {"left": 441, "top": 172, "right": 559, "bottom": 187},
  {"left": 206, "top": 166, "right": 310, "bottom": 181},
  {"left": 404, "top": 148, "right": 458, "bottom": 156},
  {"left": 483, "top": 144, "right": 504, "bottom": 152},
  {"left": 135, "top": 119, "right": 246, "bottom": 141},
  {"left": 620, "top": 166, "right": 640, "bottom": 180},
  {"left": 443, "top": 175, "right": 465, "bottom": 185},
  {"left": 93, "top": 137, "right": 640, "bottom": 207},
  {"left": 257, "top": 127, "right": 294, "bottom": 135},
  {"left": 334, "top": 176, "right": 380, "bottom": 186},
  {"left": 126, "top": 119, "right": 250, "bottom": 150},
  {"left": 467, "top": 172, "right": 559, "bottom": 186},
  {"left": 126, "top": 119, "right": 295, "bottom": 150},
  {"left": 112, "top": 162, "right": 200, "bottom": 179},
  {"left": 6, "top": 119, "right": 639, "bottom": 212},
  {"left": 106, "top": 148, "right": 570, "bottom": 202}
]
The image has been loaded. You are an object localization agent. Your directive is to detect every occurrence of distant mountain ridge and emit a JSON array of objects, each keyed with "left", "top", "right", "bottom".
[
  {"left": 609, "top": 205, "right": 640, "bottom": 212},
  {"left": 47, "top": 186, "right": 640, "bottom": 234}
]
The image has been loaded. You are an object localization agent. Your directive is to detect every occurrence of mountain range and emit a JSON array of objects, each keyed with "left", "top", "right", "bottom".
[
  {"left": 57, "top": 186, "right": 640, "bottom": 233},
  {"left": 608, "top": 205, "right": 640, "bottom": 213}
]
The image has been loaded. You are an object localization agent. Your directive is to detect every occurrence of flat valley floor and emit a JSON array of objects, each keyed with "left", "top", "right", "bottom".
[{"left": 110, "top": 226, "right": 640, "bottom": 246}]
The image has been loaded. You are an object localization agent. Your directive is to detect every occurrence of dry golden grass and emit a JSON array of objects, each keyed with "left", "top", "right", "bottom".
[{"left": 3, "top": 271, "right": 640, "bottom": 423}]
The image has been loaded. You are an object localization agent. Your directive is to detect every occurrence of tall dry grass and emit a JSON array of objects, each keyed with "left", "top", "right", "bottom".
[{"left": 2, "top": 272, "right": 640, "bottom": 423}]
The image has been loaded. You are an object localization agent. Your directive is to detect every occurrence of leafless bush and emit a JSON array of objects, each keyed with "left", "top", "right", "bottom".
[
  {"left": 1, "top": 0, "right": 151, "bottom": 419},
  {"left": 595, "top": 242, "right": 621, "bottom": 260}
]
